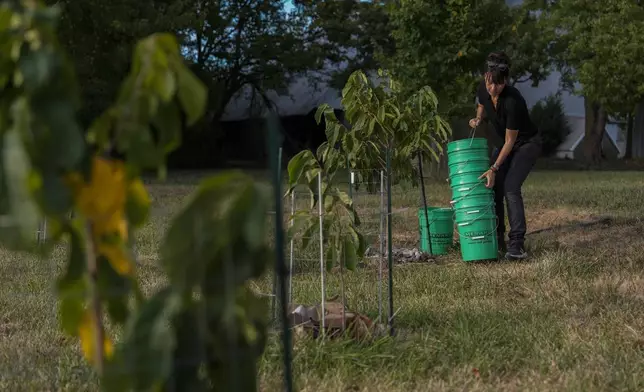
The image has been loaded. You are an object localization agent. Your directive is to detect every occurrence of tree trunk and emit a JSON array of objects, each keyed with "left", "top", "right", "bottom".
[
  {"left": 583, "top": 98, "right": 607, "bottom": 166},
  {"left": 632, "top": 99, "right": 644, "bottom": 158},
  {"left": 625, "top": 112, "right": 634, "bottom": 159}
]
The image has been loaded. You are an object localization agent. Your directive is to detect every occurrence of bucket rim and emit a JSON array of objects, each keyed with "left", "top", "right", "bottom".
[
  {"left": 418, "top": 207, "right": 454, "bottom": 217},
  {"left": 453, "top": 214, "right": 497, "bottom": 224},
  {"left": 446, "top": 138, "right": 489, "bottom": 152}
]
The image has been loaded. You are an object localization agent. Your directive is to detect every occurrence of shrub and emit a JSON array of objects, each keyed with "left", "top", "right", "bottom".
[{"left": 530, "top": 93, "right": 572, "bottom": 156}]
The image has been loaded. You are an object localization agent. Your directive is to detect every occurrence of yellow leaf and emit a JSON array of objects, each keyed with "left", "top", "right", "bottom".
[
  {"left": 69, "top": 156, "right": 127, "bottom": 234},
  {"left": 457, "top": 50, "right": 463, "bottom": 57},
  {"left": 512, "top": 25, "right": 517, "bottom": 32},
  {"left": 98, "top": 240, "right": 133, "bottom": 275},
  {"left": 78, "top": 309, "right": 113, "bottom": 364},
  {"left": 93, "top": 211, "right": 128, "bottom": 241}
]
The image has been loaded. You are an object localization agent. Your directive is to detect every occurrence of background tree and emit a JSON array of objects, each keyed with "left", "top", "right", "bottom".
[
  {"left": 379, "top": 0, "right": 552, "bottom": 118},
  {"left": 538, "top": 0, "right": 644, "bottom": 164},
  {"left": 530, "top": 94, "right": 571, "bottom": 156},
  {"left": 294, "top": 0, "right": 394, "bottom": 88},
  {"left": 47, "top": 0, "right": 166, "bottom": 126},
  {"left": 172, "top": 0, "right": 321, "bottom": 121}
]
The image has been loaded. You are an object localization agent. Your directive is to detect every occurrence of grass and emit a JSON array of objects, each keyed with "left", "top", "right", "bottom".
[{"left": 2, "top": 170, "right": 644, "bottom": 391}]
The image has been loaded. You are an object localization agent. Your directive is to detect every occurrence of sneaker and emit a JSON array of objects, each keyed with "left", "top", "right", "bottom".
[{"left": 505, "top": 246, "right": 528, "bottom": 260}]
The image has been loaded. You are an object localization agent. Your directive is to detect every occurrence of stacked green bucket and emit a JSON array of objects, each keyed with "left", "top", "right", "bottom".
[{"left": 447, "top": 138, "right": 499, "bottom": 261}]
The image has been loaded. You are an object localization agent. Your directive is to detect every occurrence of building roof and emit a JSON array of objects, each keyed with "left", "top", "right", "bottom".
[
  {"left": 557, "top": 115, "right": 623, "bottom": 156},
  {"left": 221, "top": 70, "right": 344, "bottom": 121}
]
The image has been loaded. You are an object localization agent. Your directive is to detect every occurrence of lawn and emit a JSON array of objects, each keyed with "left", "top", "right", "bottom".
[{"left": 1, "top": 170, "right": 644, "bottom": 391}]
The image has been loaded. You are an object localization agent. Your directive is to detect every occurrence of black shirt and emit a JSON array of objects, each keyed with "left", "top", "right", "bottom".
[{"left": 476, "top": 80, "right": 538, "bottom": 145}]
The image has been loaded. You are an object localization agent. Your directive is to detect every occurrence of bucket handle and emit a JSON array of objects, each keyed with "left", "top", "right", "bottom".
[
  {"left": 457, "top": 219, "right": 500, "bottom": 240},
  {"left": 468, "top": 124, "right": 478, "bottom": 146},
  {"left": 449, "top": 157, "right": 490, "bottom": 171},
  {"left": 419, "top": 213, "right": 450, "bottom": 227},
  {"left": 449, "top": 179, "right": 488, "bottom": 205},
  {"left": 454, "top": 203, "right": 496, "bottom": 224}
]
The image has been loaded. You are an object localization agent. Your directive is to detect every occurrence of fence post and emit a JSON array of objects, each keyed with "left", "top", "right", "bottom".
[
  {"left": 37, "top": 219, "right": 47, "bottom": 245},
  {"left": 266, "top": 114, "right": 293, "bottom": 392},
  {"left": 317, "top": 172, "right": 326, "bottom": 333},
  {"left": 417, "top": 151, "right": 433, "bottom": 255},
  {"left": 386, "top": 147, "right": 394, "bottom": 336},
  {"left": 288, "top": 191, "right": 295, "bottom": 305},
  {"left": 378, "top": 170, "right": 385, "bottom": 323}
]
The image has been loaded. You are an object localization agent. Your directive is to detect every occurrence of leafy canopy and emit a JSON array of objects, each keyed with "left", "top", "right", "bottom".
[
  {"left": 379, "top": 0, "right": 552, "bottom": 115},
  {"left": 539, "top": 0, "right": 644, "bottom": 113}
]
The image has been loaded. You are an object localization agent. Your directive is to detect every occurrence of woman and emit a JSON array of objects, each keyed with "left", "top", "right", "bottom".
[{"left": 469, "top": 51, "right": 542, "bottom": 260}]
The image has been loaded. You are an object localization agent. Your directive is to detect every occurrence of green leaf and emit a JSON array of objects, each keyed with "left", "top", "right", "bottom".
[
  {"left": 57, "top": 228, "right": 87, "bottom": 336},
  {"left": 287, "top": 150, "right": 316, "bottom": 190},
  {"left": 304, "top": 167, "right": 322, "bottom": 185},
  {"left": 58, "top": 279, "right": 86, "bottom": 336},
  {"left": 97, "top": 255, "right": 131, "bottom": 324},
  {"left": 18, "top": 49, "right": 56, "bottom": 93},
  {"left": 1, "top": 113, "right": 40, "bottom": 248},
  {"left": 325, "top": 243, "right": 337, "bottom": 271},
  {"left": 160, "top": 171, "right": 269, "bottom": 292},
  {"left": 153, "top": 100, "right": 182, "bottom": 154},
  {"left": 37, "top": 169, "right": 73, "bottom": 216},
  {"left": 105, "top": 288, "right": 179, "bottom": 391},
  {"left": 86, "top": 109, "right": 115, "bottom": 148},
  {"left": 57, "top": 224, "right": 86, "bottom": 290},
  {"left": 377, "top": 106, "right": 386, "bottom": 123},
  {"left": 125, "top": 178, "right": 150, "bottom": 229},
  {"left": 126, "top": 125, "right": 162, "bottom": 169},
  {"left": 30, "top": 97, "right": 85, "bottom": 170},
  {"left": 154, "top": 69, "right": 177, "bottom": 103},
  {"left": 314, "top": 103, "right": 334, "bottom": 125},
  {"left": 175, "top": 65, "right": 207, "bottom": 126},
  {"left": 301, "top": 217, "right": 319, "bottom": 250},
  {"left": 323, "top": 194, "right": 334, "bottom": 211},
  {"left": 343, "top": 236, "right": 357, "bottom": 271},
  {"left": 287, "top": 213, "right": 314, "bottom": 241},
  {"left": 164, "top": 303, "right": 206, "bottom": 391},
  {"left": 242, "top": 181, "right": 269, "bottom": 250}
]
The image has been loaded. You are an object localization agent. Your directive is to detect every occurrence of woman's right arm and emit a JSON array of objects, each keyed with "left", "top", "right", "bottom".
[
  {"left": 470, "top": 82, "right": 486, "bottom": 128},
  {"left": 476, "top": 104, "right": 484, "bottom": 122}
]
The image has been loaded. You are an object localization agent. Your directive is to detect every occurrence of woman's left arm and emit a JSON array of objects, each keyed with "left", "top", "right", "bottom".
[
  {"left": 492, "top": 129, "right": 518, "bottom": 170},
  {"left": 478, "top": 97, "right": 519, "bottom": 188},
  {"left": 492, "top": 96, "right": 520, "bottom": 169}
]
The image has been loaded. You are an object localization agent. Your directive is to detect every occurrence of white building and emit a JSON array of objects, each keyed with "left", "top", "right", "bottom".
[{"left": 515, "top": 72, "right": 624, "bottom": 159}]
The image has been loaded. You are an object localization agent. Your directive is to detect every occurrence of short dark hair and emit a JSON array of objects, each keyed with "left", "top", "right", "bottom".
[{"left": 486, "top": 51, "right": 511, "bottom": 84}]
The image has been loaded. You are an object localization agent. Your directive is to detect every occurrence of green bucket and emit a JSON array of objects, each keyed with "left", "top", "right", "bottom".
[
  {"left": 451, "top": 180, "right": 493, "bottom": 201},
  {"left": 418, "top": 207, "right": 454, "bottom": 255},
  {"left": 449, "top": 171, "right": 487, "bottom": 187},
  {"left": 453, "top": 205, "right": 495, "bottom": 223},
  {"left": 455, "top": 214, "right": 499, "bottom": 262},
  {"left": 448, "top": 158, "right": 490, "bottom": 177},
  {"left": 450, "top": 192, "right": 495, "bottom": 210},
  {"left": 447, "top": 149, "right": 490, "bottom": 168},
  {"left": 447, "top": 148, "right": 490, "bottom": 163},
  {"left": 447, "top": 138, "right": 489, "bottom": 155}
]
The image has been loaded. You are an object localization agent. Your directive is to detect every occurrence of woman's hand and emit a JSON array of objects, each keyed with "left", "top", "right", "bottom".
[
  {"left": 468, "top": 117, "right": 481, "bottom": 129},
  {"left": 479, "top": 169, "right": 496, "bottom": 188}
]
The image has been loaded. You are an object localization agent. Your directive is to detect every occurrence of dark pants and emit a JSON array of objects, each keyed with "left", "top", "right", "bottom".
[{"left": 491, "top": 139, "right": 541, "bottom": 249}]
